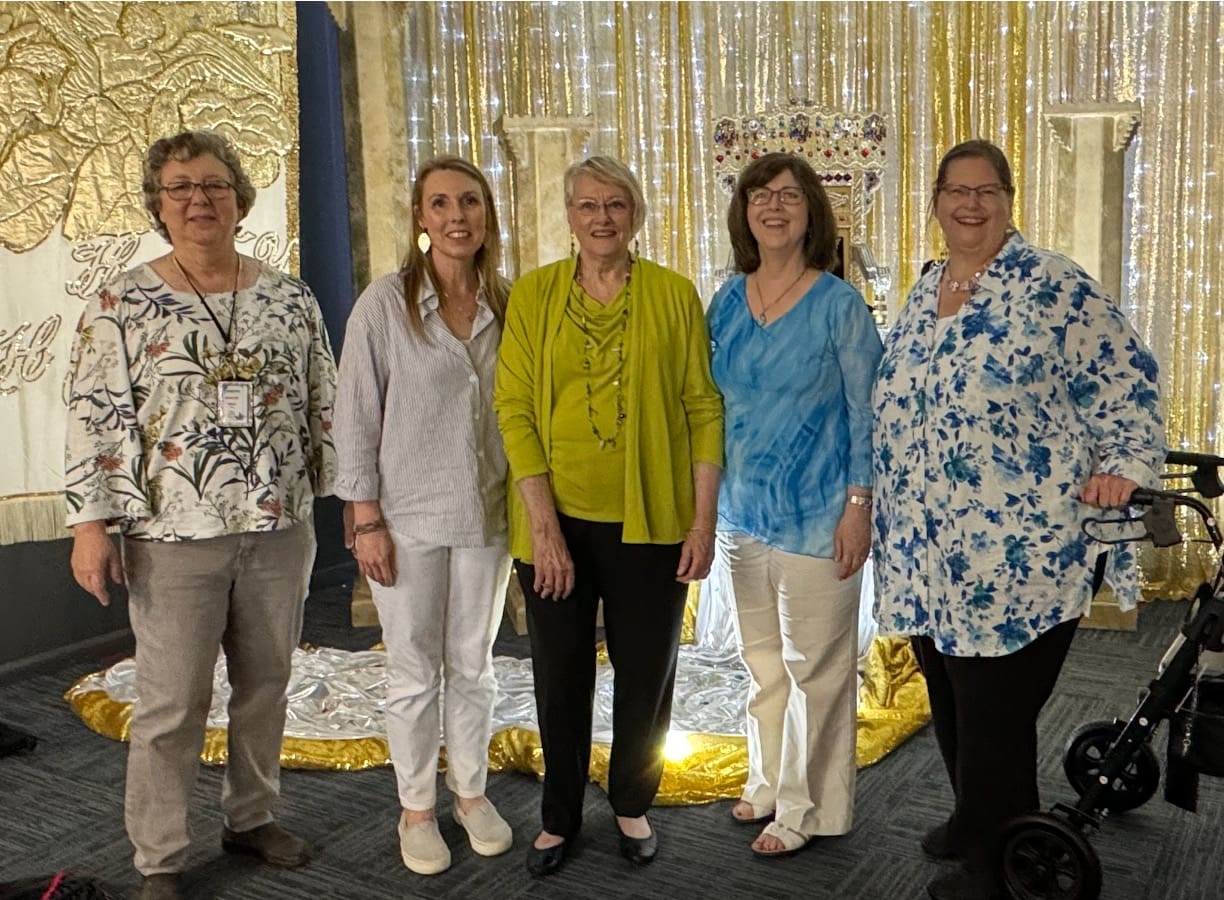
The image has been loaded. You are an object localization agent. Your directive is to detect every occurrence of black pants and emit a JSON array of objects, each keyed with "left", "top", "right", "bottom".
[
  {"left": 912, "top": 617, "right": 1080, "bottom": 869},
  {"left": 518, "top": 514, "right": 686, "bottom": 839}
]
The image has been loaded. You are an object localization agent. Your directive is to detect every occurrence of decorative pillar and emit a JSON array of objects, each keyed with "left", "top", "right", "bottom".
[
  {"left": 1044, "top": 102, "right": 1141, "bottom": 300},
  {"left": 1044, "top": 102, "right": 1142, "bottom": 630},
  {"left": 498, "top": 116, "right": 595, "bottom": 274}
]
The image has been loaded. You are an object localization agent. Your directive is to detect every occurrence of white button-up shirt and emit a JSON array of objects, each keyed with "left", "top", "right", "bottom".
[{"left": 333, "top": 273, "right": 506, "bottom": 548}]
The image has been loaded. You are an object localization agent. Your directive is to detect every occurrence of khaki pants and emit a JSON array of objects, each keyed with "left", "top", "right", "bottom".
[
  {"left": 717, "top": 531, "right": 861, "bottom": 837},
  {"left": 122, "top": 524, "right": 316, "bottom": 875}
]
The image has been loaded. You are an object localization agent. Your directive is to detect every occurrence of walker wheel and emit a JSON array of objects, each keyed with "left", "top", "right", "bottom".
[
  {"left": 999, "top": 812, "right": 1101, "bottom": 900},
  {"left": 1063, "top": 719, "right": 1160, "bottom": 813}
]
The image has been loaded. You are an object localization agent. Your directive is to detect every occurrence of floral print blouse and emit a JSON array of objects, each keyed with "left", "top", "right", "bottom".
[
  {"left": 872, "top": 233, "right": 1165, "bottom": 657},
  {"left": 65, "top": 261, "right": 338, "bottom": 541}
]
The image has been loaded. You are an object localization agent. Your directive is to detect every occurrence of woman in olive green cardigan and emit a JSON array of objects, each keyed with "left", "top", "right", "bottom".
[{"left": 494, "top": 156, "right": 723, "bottom": 877}]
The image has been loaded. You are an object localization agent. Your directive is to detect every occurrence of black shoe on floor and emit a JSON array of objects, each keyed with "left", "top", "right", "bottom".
[
  {"left": 617, "top": 818, "right": 658, "bottom": 866},
  {"left": 922, "top": 819, "right": 963, "bottom": 861},
  {"left": 927, "top": 865, "right": 1001, "bottom": 900},
  {"left": 526, "top": 839, "right": 567, "bottom": 877},
  {"left": 221, "top": 822, "right": 311, "bottom": 868},
  {"left": 137, "top": 874, "right": 181, "bottom": 900}
]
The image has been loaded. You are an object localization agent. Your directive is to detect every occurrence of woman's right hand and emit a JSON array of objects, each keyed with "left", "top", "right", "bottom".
[
  {"left": 531, "top": 526, "right": 575, "bottom": 600},
  {"left": 70, "top": 521, "right": 123, "bottom": 607},
  {"left": 354, "top": 529, "right": 397, "bottom": 587}
]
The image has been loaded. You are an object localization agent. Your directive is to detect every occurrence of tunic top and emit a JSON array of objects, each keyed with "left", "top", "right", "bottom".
[
  {"left": 65, "top": 262, "right": 337, "bottom": 540},
  {"left": 708, "top": 272, "right": 882, "bottom": 558},
  {"left": 871, "top": 232, "right": 1165, "bottom": 657}
]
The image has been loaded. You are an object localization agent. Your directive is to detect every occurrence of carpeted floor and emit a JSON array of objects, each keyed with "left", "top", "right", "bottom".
[{"left": 1, "top": 581, "right": 1220, "bottom": 899}]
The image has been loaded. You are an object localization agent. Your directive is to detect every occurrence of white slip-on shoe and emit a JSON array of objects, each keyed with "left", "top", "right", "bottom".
[
  {"left": 397, "top": 817, "right": 452, "bottom": 875},
  {"left": 453, "top": 799, "right": 513, "bottom": 856}
]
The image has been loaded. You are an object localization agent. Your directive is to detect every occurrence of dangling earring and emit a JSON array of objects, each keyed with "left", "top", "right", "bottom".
[
  {"left": 633, "top": 237, "right": 640, "bottom": 260},
  {"left": 569, "top": 234, "right": 576, "bottom": 257},
  {"left": 417, "top": 231, "right": 431, "bottom": 255}
]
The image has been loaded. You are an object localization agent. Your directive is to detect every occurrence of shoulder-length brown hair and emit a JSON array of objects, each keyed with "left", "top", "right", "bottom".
[
  {"left": 727, "top": 153, "right": 838, "bottom": 274},
  {"left": 402, "top": 157, "right": 509, "bottom": 335}
]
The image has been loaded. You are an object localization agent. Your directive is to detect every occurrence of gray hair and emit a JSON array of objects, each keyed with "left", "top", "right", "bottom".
[
  {"left": 562, "top": 156, "right": 646, "bottom": 234},
  {"left": 142, "top": 131, "right": 257, "bottom": 240}
]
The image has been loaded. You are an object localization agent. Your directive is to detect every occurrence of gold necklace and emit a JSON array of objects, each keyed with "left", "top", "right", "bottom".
[
  {"left": 569, "top": 260, "right": 632, "bottom": 450},
  {"left": 752, "top": 267, "right": 807, "bottom": 326}
]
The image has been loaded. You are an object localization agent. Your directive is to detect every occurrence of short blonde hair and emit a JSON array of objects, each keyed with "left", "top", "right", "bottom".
[{"left": 563, "top": 156, "right": 646, "bottom": 234}]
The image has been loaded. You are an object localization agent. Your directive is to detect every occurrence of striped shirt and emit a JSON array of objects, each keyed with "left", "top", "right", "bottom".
[{"left": 333, "top": 272, "right": 507, "bottom": 547}]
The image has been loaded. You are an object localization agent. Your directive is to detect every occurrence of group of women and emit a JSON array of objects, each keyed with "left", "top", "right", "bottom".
[{"left": 67, "top": 130, "right": 1164, "bottom": 900}]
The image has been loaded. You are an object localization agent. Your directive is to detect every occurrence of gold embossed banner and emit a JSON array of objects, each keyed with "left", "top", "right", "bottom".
[
  {"left": 374, "top": 0, "right": 1222, "bottom": 595},
  {"left": 0, "top": 1, "right": 300, "bottom": 544}
]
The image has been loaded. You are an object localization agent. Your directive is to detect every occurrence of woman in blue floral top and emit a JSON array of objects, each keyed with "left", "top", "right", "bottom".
[
  {"left": 65, "top": 131, "right": 337, "bottom": 900},
  {"left": 871, "top": 140, "right": 1165, "bottom": 900}
]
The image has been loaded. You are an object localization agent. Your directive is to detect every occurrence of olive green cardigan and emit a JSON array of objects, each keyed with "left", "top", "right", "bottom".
[{"left": 494, "top": 256, "right": 724, "bottom": 562}]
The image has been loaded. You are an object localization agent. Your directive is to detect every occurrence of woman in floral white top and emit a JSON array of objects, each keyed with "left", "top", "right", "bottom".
[
  {"left": 871, "top": 140, "right": 1164, "bottom": 900},
  {"left": 65, "top": 131, "right": 337, "bottom": 900}
]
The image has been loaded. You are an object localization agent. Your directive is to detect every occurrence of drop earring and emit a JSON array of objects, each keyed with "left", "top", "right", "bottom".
[
  {"left": 417, "top": 231, "right": 431, "bottom": 255},
  {"left": 633, "top": 237, "right": 640, "bottom": 259},
  {"left": 570, "top": 234, "right": 576, "bottom": 257}
]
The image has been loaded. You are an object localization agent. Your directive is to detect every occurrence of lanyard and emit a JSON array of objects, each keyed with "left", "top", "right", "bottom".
[{"left": 173, "top": 255, "right": 240, "bottom": 350}]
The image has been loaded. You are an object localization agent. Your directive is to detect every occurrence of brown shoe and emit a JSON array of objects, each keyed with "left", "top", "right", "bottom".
[
  {"left": 222, "top": 822, "right": 311, "bottom": 868},
  {"left": 137, "top": 874, "right": 180, "bottom": 900}
]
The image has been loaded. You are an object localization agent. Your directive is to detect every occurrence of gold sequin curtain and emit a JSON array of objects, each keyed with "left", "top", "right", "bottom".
[{"left": 388, "top": 1, "right": 1222, "bottom": 593}]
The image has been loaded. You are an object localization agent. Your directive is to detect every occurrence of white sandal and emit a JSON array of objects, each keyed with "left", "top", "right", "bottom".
[
  {"left": 730, "top": 799, "right": 775, "bottom": 824},
  {"left": 751, "top": 821, "right": 812, "bottom": 858}
]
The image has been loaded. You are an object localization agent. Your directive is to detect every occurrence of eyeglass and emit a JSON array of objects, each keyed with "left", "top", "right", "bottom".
[
  {"left": 160, "top": 180, "right": 236, "bottom": 202},
  {"left": 939, "top": 183, "right": 1008, "bottom": 201},
  {"left": 571, "top": 198, "right": 632, "bottom": 216},
  {"left": 746, "top": 186, "right": 806, "bottom": 207}
]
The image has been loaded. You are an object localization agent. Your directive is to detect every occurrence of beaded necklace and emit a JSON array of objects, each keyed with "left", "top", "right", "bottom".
[{"left": 569, "top": 258, "right": 632, "bottom": 450}]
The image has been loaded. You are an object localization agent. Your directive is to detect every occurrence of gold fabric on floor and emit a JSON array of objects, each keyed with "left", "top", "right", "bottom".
[{"left": 64, "top": 636, "right": 928, "bottom": 804}]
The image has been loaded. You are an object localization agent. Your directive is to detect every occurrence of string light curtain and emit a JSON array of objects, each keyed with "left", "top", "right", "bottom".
[{"left": 396, "top": 0, "right": 1222, "bottom": 589}]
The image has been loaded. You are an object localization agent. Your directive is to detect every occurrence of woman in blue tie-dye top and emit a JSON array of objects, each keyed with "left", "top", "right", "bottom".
[
  {"left": 707, "top": 153, "right": 883, "bottom": 858},
  {"left": 872, "top": 140, "right": 1164, "bottom": 900}
]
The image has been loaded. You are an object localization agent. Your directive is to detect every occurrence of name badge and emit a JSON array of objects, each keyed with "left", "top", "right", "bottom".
[{"left": 217, "top": 380, "right": 254, "bottom": 428}]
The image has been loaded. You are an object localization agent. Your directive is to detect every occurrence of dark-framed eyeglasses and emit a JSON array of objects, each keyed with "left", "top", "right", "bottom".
[
  {"left": 746, "top": 186, "right": 806, "bottom": 207},
  {"left": 939, "top": 183, "right": 1008, "bottom": 201},
  {"left": 160, "top": 180, "right": 236, "bottom": 202}
]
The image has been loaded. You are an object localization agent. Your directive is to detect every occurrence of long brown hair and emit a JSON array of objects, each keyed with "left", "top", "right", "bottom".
[
  {"left": 726, "top": 153, "right": 838, "bottom": 274},
  {"left": 401, "top": 157, "right": 509, "bottom": 335}
]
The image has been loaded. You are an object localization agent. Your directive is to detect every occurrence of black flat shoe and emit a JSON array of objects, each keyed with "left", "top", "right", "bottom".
[
  {"left": 927, "top": 865, "right": 1001, "bottom": 900},
  {"left": 921, "top": 819, "right": 963, "bottom": 861},
  {"left": 526, "top": 839, "right": 567, "bottom": 877},
  {"left": 617, "top": 819, "right": 658, "bottom": 866}
]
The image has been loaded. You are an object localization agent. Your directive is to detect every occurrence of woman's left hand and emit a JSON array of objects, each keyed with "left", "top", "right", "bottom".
[
  {"left": 676, "top": 529, "right": 715, "bottom": 582},
  {"left": 1079, "top": 473, "right": 1140, "bottom": 508},
  {"left": 834, "top": 508, "right": 871, "bottom": 580}
]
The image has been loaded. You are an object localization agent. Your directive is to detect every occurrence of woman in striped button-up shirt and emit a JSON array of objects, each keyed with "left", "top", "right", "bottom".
[{"left": 333, "top": 158, "right": 514, "bottom": 877}]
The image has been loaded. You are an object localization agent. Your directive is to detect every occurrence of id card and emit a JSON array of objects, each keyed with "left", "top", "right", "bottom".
[{"left": 217, "top": 380, "right": 254, "bottom": 427}]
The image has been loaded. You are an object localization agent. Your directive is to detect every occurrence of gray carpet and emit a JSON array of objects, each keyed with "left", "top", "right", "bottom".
[{"left": 1, "top": 584, "right": 1220, "bottom": 900}]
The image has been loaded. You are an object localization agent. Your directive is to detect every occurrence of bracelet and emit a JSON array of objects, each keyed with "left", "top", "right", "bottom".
[
  {"left": 353, "top": 518, "right": 387, "bottom": 535},
  {"left": 846, "top": 494, "right": 872, "bottom": 509},
  {"left": 687, "top": 525, "right": 715, "bottom": 536}
]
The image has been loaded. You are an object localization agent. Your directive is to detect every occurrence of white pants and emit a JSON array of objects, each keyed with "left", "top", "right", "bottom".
[
  {"left": 718, "top": 531, "right": 860, "bottom": 836},
  {"left": 370, "top": 529, "right": 511, "bottom": 811}
]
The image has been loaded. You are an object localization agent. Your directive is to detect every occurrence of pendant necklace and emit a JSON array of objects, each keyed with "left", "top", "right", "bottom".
[
  {"left": 752, "top": 268, "right": 807, "bottom": 326},
  {"left": 943, "top": 267, "right": 986, "bottom": 294},
  {"left": 570, "top": 257, "right": 632, "bottom": 450}
]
